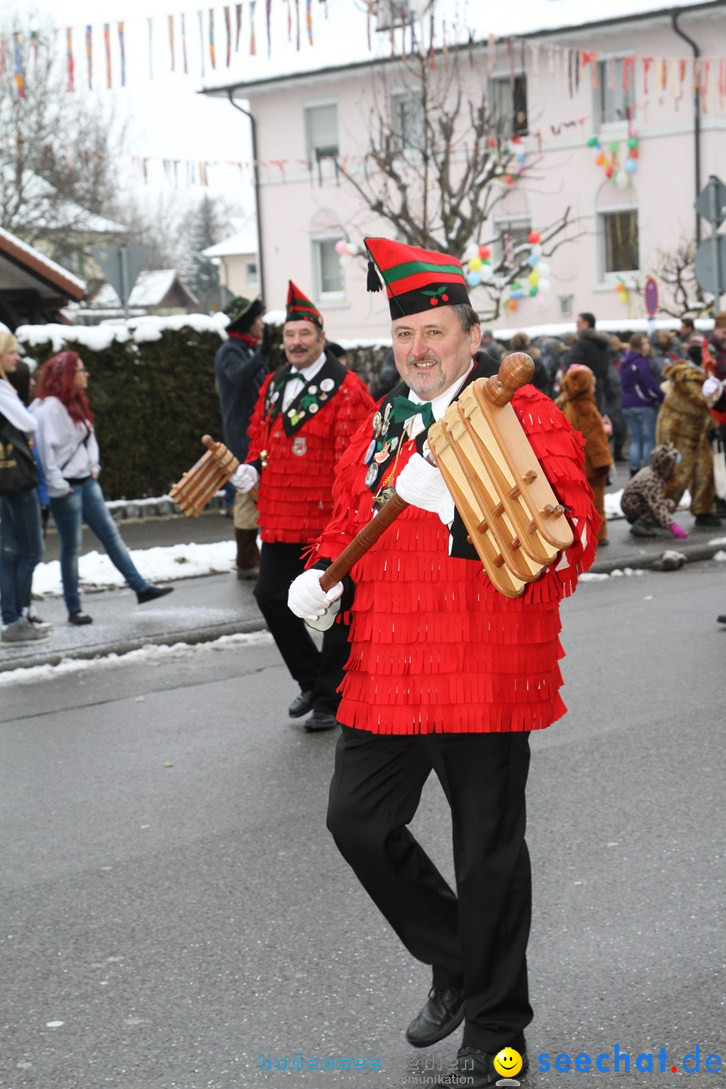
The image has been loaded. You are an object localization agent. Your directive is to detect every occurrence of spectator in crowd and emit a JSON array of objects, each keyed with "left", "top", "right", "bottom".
[
  {"left": 509, "top": 332, "right": 550, "bottom": 396},
  {"left": 557, "top": 364, "right": 612, "bottom": 546},
  {"left": 650, "top": 330, "right": 678, "bottom": 377},
  {"left": 0, "top": 333, "right": 48, "bottom": 644},
  {"left": 620, "top": 442, "right": 688, "bottom": 540},
  {"left": 32, "top": 351, "right": 174, "bottom": 625},
  {"left": 656, "top": 344, "right": 721, "bottom": 528},
  {"left": 215, "top": 295, "right": 269, "bottom": 579},
  {"left": 326, "top": 341, "right": 348, "bottom": 366},
  {"left": 372, "top": 348, "right": 400, "bottom": 400},
  {"left": 479, "top": 329, "right": 504, "bottom": 363},
  {"left": 620, "top": 332, "right": 665, "bottom": 476},
  {"left": 706, "top": 313, "right": 726, "bottom": 516},
  {"left": 232, "top": 282, "right": 374, "bottom": 732}
]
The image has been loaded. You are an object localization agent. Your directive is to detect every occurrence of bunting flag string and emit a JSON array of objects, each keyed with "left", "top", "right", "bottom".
[
  {"left": 66, "top": 27, "right": 74, "bottom": 92},
  {"left": 85, "top": 25, "right": 93, "bottom": 89},
  {"left": 104, "top": 23, "right": 112, "bottom": 88},
  {"left": 181, "top": 13, "right": 188, "bottom": 73},
  {"left": 197, "top": 9, "right": 205, "bottom": 76},
  {"left": 224, "top": 6, "right": 231, "bottom": 66},
  {"left": 208, "top": 7, "right": 216, "bottom": 69},
  {"left": 4, "top": 12, "right": 726, "bottom": 108},
  {"left": 13, "top": 32, "right": 26, "bottom": 99},
  {"left": 118, "top": 22, "right": 126, "bottom": 86}
]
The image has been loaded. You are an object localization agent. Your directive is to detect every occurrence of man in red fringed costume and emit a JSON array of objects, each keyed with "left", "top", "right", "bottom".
[
  {"left": 232, "top": 281, "right": 373, "bottom": 732},
  {"left": 288, "top": 239, "right": 600, "bottom": 1087}
]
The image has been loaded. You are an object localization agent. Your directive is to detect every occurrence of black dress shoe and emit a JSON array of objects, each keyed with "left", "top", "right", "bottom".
[
  {"left": 405, "top": 986, "right": 465, "bottom": 1048},
  {"left": 288, "top": 690, "right": 315, "bottom": 718},
  {"left": 302, "top": 710, "right": 338, "bottom": 732},
  {"left": 694, "top": 513, "right": 722, "bottom": 527},
  {"left": 68, "top": 611, "right": 93, "bottom": 625},
  {"left": 434, "top": 1045, "right": 528, "bottom": 1087},
  {"left": 137, "top": 585, "right": 174, "bottom": 604}
]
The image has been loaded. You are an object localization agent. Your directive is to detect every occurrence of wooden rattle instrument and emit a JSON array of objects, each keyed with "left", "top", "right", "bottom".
[
  {"left": 168, "top": 435, "right": 239, "bottom": 517},
  {"left": 319, "top": 353, "right": 573, "bottom": 598}
]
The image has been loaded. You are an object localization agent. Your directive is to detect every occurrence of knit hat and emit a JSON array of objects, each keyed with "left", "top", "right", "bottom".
[
  {"left": 223, "top": 295, "right": 263, "bottom": 332},
  {"left": 364, "top": 236, "right": 471, "bottom": 318},
  {"left": 285, "top": 281, "right": 323, "bottom": 328}
]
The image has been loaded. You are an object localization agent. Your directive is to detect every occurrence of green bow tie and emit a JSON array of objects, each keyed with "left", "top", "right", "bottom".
[{"left": 390, "top": 396, "right": 435, "bottom": 429}]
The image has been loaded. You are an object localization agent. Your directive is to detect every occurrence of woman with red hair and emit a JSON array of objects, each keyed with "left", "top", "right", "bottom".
[{"left": 32, "top": 351, "right": 172, "bottom": 624}]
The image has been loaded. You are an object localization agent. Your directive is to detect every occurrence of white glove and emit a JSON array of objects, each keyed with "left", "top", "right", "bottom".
[
  {"left": 395, "top": 452, "right": 455, "bottom": 526},
  {"left": 702, "top": 376, "right": 723, "bottom": 404},
  {"left": 287, "top": 568, "right": 344, "bottom": 631},
  {"left": 231, "top": 464, "right": 259, "bottom": 493}
]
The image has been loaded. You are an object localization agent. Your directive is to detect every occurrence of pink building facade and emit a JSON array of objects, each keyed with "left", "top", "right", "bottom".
[{"left": 205, "top": 1, "right": 726, "bottom": 341}]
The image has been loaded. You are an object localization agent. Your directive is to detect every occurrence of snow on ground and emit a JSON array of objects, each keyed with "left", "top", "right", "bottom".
[
  {"left": 33, "top": 540, "right": 236, "bottom": 598},
  {"left": 0, "top": 631, "right": 274, "bottom": 688}
]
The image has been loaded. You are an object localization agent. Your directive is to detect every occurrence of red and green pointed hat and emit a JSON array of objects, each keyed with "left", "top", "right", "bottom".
[
  {"left": 364, "top": 237, "right": 470, "bottom": 318},
  {"left": 286, "top": 280, "right": 323, "bottom": 328}
]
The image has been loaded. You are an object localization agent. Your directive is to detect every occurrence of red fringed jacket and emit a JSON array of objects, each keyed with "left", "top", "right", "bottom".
[
  {"left": 247, "top": 352, "right": 374, "bottom": 544},
  {"left": 306, "top": 367, "right": 600, "bottom": 736}
]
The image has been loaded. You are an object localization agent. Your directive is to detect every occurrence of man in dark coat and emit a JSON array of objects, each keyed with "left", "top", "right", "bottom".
[
  {"left": 214, "top": 295, "right": 268, "bottom": 578},
  {"left": 567, "top": 311, "right": 625, "bottom": 458}
]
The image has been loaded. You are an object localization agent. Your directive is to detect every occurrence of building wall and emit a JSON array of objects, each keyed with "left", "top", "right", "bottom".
[
  {"left": 246, "top": 9, "right": 726, "bottom": 340},
  {"left": 216, "top": 252, "right": 260, "bottom": 298}
]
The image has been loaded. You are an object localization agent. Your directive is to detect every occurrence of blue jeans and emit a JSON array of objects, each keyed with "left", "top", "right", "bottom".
[
  {"left": 0, "top": 488, "right": 44, "bottom": 625},
  {"left": 623, "top": 405, "right": 658, "bottom": 472},
  {"left": 49, "top": 477, "right": 150, "bottom": 615}
]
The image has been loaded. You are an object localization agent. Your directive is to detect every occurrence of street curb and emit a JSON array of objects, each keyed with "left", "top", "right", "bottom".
[
  {"left": 589, "top": 540, "right": 725, "bottom": 574},
  {"left": 0, "top": 617, "right": 268, "bottom": 673}
]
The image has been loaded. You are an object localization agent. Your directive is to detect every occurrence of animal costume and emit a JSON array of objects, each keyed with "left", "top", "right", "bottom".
[
  {"left": 656, "top": 360, "right": 716, "bottom": 516},
  {"left": 557, "top": 364, "right": 611, "bottom": 544},
  {"left": 620, "top": 443, "right": 680, "bottom": 530}
]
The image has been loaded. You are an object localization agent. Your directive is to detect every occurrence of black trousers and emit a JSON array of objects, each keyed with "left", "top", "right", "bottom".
[
  {"left": 254, "top": 542, "right": 349, "bottom": 715},
  {"left": 327, "top": 725, "right": 532, "bottom": 1053}
]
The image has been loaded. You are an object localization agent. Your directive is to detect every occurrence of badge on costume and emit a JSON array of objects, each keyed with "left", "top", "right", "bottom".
[
  {"left": 292, "top": 437, "right": 308, "bottom": 457},
  {"left": 320, "top": 378, "right": 335, "bottom": 392},
  {"left": 364, "top": 439, "right": 376, "bottom": 465},
  {"left": 365, "top": 462, "right": 379, "bottom": 487}
]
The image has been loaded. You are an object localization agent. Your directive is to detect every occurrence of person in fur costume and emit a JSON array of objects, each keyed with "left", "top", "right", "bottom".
[
  {"left": 557, "top": 363, "right": 612, "bottom": 545},
  {"left": 656, "top": 350, "right": 721, "bottom": 527},
  {"left": 620, "top": 443, "right": 688, "bottom": 538}
]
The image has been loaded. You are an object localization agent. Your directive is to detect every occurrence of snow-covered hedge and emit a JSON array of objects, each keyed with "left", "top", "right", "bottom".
[{"left": 15, "top": 316, "right": 390, "bottom": 500}]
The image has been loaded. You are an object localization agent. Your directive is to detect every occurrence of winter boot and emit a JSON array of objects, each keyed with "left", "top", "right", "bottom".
[{"left": 235, "top": 529, "right": 260, "bottom": 580}]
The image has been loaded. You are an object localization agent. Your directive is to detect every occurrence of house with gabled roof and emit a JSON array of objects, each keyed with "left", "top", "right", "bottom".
[
  {"left": 0, "top": 226, "right": 86, "bottom": 329},
  {"left": 202, "top": 0, "right": 725, "bottom": 339}
]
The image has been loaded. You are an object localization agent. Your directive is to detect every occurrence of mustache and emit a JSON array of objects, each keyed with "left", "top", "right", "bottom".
[{"left": 408, "top": 354, "right": 440, "bottom": 365}]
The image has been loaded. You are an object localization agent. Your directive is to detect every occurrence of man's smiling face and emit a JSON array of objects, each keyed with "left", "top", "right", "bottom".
[{"left": 392, "top": 306, "right": 480, "bottom": 401}]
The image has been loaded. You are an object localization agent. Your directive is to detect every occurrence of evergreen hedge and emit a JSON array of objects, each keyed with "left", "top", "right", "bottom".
[{"left": 19, "top": 322, "right": 390, "bottom": 501}]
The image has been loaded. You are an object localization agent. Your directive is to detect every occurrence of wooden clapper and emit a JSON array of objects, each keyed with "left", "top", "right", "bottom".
[
  {"left": 319, "top": 353, "right": 573, "bottom": 599},
  {"left": 168, "top": 435, "right": 239, "bottom": 517}
]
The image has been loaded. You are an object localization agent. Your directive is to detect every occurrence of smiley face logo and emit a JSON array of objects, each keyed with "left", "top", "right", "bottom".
[{"left": 493, "top": 1047, "right": 523, "bottom": 1078}]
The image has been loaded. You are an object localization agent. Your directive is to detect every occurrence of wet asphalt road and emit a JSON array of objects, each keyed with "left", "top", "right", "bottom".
[{"left": 0, "top": 562, "right": 724, "bottom": 1089}]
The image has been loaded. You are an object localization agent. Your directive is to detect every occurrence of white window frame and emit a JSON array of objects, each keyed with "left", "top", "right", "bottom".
[
  {"left": 597, "top": 205, "right": 640, "bottom": 281},
  {"left": 594, "top": 57, "right": 636, "bottom": 131},
  {"left": 245, "top": 260, "right": 258, "bottom": 286},
  {"left": 389, "top": 89, "right": 425, "bottom": 152},
  {"left": 491, "top": 215, "right": 532, "bottom": 268},
  {"left": 488, "top": 74, "right": 528, "bottom": 137},
  {"left": 312, "top": 234, "right": 345, "bottom": 300},
  {"left": 304, "top": 101, "right": 339, "bottom": 164}
]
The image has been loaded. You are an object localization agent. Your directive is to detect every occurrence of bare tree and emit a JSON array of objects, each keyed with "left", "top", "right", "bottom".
[
  {"left": 649, "top": 240, "right": 713, "bottom": 318},
  {"left": 0, "top": 16, "right": 124, "bottom": 243},
  {"left": 338, "top": 49, "right": 578, "bottom": 321}
]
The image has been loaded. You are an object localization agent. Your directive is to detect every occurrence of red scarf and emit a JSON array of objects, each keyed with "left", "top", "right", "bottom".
[{"left": 228, "top": 331, "right": 261, "bottom": 346}]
